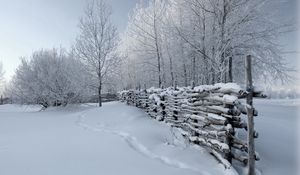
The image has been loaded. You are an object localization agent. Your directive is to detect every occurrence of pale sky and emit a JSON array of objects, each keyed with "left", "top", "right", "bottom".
[
  {"left": 0, "top": 0, "right": 298, "bottom": 86},
  {"left": 0, "top": 0, "right": 140, "bottom": 80}
]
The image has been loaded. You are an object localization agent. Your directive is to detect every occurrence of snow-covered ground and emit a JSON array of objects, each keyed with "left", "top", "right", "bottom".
[
  {"left": 0, "top": 102, "right": 237, "bottom": 175},
  {"left": 0, "top": 99, "right": 298, "bottom": 175},
  {"left": 254, "top": 99, "right": 299, "bottom": 175}
]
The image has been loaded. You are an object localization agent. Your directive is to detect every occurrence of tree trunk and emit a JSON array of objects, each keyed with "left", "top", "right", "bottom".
[
  {"left": 166, "top": 45, "right": 175, "bottom": 87},
  {"left": 183, "top": 62, "right": 188, "bottom": 87},
  {"left": 211, "top": 16, "right": 216, "bottom": 85},
  {"left": 201, "top": 11, "right": 209, "bottom": 85},
  {"left": 228, "top": 57, "right": 233, "bottom": 82},
  {"left": 161, "top": 49, "right": 166, "bottom": 87},
  {"left": 156, "top": 48, "right": 162, "bottom": 88},
  {"left": 98, "top": 79, "right": 102, "bottom": 107},
  {"left": 192, "top": 54, "right": 196, "bottom": 85},
  {"left": 153, "top": 8, "right": 162, "bottom": 88},
  {"left": 180, "top": 38, "right": 187, "bottom": 86},
  {"left": 211, "top": 67, "right": 215, "bottom": 85}
]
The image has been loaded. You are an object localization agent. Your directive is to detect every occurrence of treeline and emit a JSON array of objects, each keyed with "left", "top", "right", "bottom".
[
  {"left": 3, "top": 0, "right": 293, "bottom": 107},
  {"left": 118, "top": 0, "right": 291, "bottom": 89}
]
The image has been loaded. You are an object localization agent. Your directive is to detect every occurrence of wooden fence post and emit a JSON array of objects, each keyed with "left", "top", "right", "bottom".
[{"left": 246, "top": 55, "right": 255, "bottom": 175}]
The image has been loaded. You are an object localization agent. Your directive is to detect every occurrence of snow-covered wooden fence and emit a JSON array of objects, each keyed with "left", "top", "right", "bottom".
[
  {"left": 120, "top": 83, "right": 265, "bottom": 167},
  {"left": 120, "top": 56, "right": 266, "bottom": 173}
]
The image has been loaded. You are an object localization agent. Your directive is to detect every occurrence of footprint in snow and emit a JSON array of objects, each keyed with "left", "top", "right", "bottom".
[{"left": 76, "top": 114, "right": 210, "bottom": 174}]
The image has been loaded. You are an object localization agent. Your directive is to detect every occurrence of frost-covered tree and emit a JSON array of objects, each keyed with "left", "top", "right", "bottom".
[
  {"left": 119, "top": 0, "right": 291, "bottom": 89},
  {"left": 169, "top": 0, "right": 291, "bottom": 84},
  {"left": 11, "top": 48, "right": 91, "bottom": 108},
  {"left": 74, "top": 0, "right": 119, "bottom": 107},
  {"left": 127, "top": 0, "right": 167, "bottom": 88}
]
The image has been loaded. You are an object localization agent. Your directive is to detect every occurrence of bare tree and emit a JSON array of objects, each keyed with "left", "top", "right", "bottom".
[
  {"left": 75, "top": 0, "right": 119, "bottom": 107},
  {"left": 127, "top": 0, "right": 166, "bottom": 88},
  {"left": 119, "top": 0, "right": 291, "bottom": 89},
  {"left": 170, "top": 0, "right": 291, "bottom": 84}
]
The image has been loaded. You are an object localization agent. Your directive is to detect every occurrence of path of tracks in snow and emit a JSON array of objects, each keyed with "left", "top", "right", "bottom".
[{"left": 76, "top": 111, "right": 207, "bottom": 174}]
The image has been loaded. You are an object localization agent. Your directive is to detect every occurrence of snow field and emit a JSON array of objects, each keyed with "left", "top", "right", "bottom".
[
  {"left": 0, "top": 99, "right": 298, "bottom": 175},
  {"left": 0, "top": 102, "right": 237, "bottom": 175}
]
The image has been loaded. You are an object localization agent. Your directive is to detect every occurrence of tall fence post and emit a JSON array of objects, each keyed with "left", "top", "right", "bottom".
[{"left": 246, "top": 55, "right": 255, "bottom": 175}]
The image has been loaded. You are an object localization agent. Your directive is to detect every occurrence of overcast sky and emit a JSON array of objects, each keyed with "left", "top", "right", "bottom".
[
  {"left": 0, "top": 0, "right": 140, "bottom": 80},
  {"left": 0, "top": 0, "right": 298, "bottom": 86}
]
